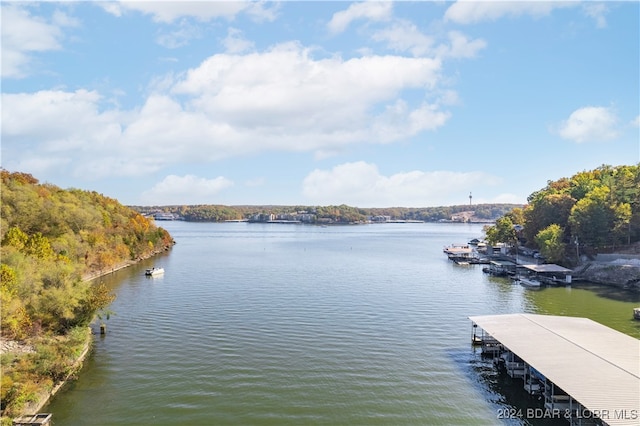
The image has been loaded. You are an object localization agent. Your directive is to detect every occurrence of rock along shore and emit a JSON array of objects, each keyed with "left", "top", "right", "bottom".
[{"left": 573, "top": 255, "right": 640, "bottom": 290}]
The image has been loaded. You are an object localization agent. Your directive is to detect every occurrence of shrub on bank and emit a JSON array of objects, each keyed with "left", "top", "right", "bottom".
[{"left": 0, "top": 326, "right": 90, "bottom": 418}]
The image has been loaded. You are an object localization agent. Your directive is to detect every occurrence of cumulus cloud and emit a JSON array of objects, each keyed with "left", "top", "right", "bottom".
[
  {"left": 302, "top": 161, "right": 501, "bottom": 207},
  {"left": 444, "top": 1, "right": 574, "bottom": 24},
  {"left": 1, "top": 89, "right": 125, "bottom": 176},
  {"left": 2, "top": 43, "right": 451, "bottom": 180},
  {"left": 556, "top": 106, "right": 619, "bottom": 143},
  {"left": 141, "top": 174, "right": 234, "bottom": 205},
  {"left": 1, "top": 3, "right": 77, "bottom": 78},
  {"left": 101, "top": 1, "right": 251, "bottom": 23},
  {"left": 99, "top": 1, "right": 278, "bottom": 47},
  {"left": 170, "top": 42, "right": 447, "bottom": 148},
  {"left": 327, "top": 1, "right": 393, "bottom": 34}
]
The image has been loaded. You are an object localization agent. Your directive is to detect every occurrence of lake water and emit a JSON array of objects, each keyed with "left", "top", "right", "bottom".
[{"left": 44, "top": 222, "right": 640, "bottom": 425}]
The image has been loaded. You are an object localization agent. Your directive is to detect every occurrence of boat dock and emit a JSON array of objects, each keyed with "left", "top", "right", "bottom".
[
  {"left": 443, "top": 243, "right": 490, "bottom": 264},
  {"left": 469, "top": 314, "right": 639, "bottom": 425}
]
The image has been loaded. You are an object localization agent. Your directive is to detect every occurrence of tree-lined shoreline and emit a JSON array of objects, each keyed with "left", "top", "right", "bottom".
[{"left": 0, "top": 170, "right": 174, "bottom": 421}]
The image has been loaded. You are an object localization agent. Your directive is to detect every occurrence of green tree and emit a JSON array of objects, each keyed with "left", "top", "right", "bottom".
[
  {"left": 484, "top": 216, "right": 516, "bottom": 247},
  {"left": 523, "top": 193, "right": 575, "bottom": 246},
  {"left": 569, "top": 186, "right": 615, "bottom": 247},
  {"left": 534, "top": 224, "right": 566, "bottom": 264}
]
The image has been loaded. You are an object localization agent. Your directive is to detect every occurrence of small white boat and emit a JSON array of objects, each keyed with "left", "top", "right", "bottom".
[
  {"left": 145, "top": 267, "right": 164, "bottom": 276},
  {"left": 517, "top": 277, "right": 541, "bottom": 287}
]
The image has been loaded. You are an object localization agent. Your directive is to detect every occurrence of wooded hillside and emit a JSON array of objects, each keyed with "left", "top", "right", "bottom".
[
  {"left": 484, "top": 164, "right": 640, "bottom": 265},
  {"left": 1, "top": 170, "right": 174, "bottom": 418},
  {"left": 1, "top": 170, "right": 174, "bottom": 338}
]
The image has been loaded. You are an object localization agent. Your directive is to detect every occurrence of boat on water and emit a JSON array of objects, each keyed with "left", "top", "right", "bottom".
[
  {"left": 515, "top": 276, "right": 541, "bottom": 288},
  {"left": 145, "top": 267, "right": 164, "bottom": 276}
]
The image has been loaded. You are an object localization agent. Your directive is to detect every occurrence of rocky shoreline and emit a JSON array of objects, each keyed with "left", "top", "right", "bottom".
[{"left": 573, "top": 258, "right": 640, "bottom": 290}]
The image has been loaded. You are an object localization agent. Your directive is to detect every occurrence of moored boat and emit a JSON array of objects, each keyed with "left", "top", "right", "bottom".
[{"left": 516, "top": 277, "right": 541, "bottom": 287}]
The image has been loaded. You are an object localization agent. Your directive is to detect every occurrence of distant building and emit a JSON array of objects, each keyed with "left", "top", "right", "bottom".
[
  {"left": 451, "top": 211, "right": 475, "bottom": 222},
  {"left": 370, "top": 215, "right": 391, "bottom": 223},
  {"left": 153, "top": 212, "right": 178, "bottom": 220}
]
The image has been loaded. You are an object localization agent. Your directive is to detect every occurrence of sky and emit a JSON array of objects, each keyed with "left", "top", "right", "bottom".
[{"left": 1, "top": 1, "right": 639, "bottom": 207}]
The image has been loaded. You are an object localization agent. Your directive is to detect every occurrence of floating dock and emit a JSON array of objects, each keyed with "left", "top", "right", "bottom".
[{"left": 469, "top": 314, "right": 640, "bottom": 426}]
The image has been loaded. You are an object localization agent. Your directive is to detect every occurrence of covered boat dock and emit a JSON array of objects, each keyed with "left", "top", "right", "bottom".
[
  {"left": 469, "top": 314, "right": 639, "bottom": 425},
  {"left": 521, "top": 264, "right": 573, "bottom": 285}
]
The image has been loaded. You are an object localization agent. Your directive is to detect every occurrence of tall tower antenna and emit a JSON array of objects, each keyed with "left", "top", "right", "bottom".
[{"left": 469, "top": 192, "right": 472, "bottom": 206}]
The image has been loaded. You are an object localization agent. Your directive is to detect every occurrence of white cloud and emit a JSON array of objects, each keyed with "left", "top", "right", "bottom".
[
  {"left": 444, "top": 1, "right": 574, "bottom": 24},
  {"left": 102, "top": 1, "right": 278, "bottom": 24},
  {"left": 582, "top": 3, "right": 608, "bottom": 29},
  {"left": 327, "top": 1, "right": 393, "bottom": 34},
  {"left": 371, "top": 23, "right": 485, "bottom": 60},
  {"left": 302, "top": 161, "right": 501, "bottom": 207},
  {"left": 141, "top": 174, "right": 234, "bottom": 205},
  {"left": 1, "top": 4, "right": 76, "bottom": 78},
  {"left": 102, "top": 1, "right": 250, "bottom": 23},
  {"left": 556, "top": 106, "right": 619, "bottom": 143},
  {"left": 222, "top": 28, "right": 255, "bottom": 54},
  {"left": 1, "top": 90, "right": 125, "bottom": 176},
  {"left": 632, "top": 115, "right": 640, "bottom": 127},
  {"left": 439, "top": 31, "right": 487, "bottom": 59},
  {"left": 371, "top": 20, "right": 435, "bottom": 56},
  {"left": 171, "top": 42, "right": 447, "bottom": 147},
  {"left": 2, "top": 44, "right": 451, "bottom": 180}
]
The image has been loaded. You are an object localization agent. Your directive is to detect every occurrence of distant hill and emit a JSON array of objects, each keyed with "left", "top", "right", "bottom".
[{"left": 132, "top": 203, "right": 521, "bottom": 224}]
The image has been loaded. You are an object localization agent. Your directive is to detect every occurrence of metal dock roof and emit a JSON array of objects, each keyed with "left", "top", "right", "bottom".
[
  {"left": 521, "top": 264, "right": 573, "bottom": 273},
  {"left": 468, "top": 314, "right": 640, "bottom": 426}
]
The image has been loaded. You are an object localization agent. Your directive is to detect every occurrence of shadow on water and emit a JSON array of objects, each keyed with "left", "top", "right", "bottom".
[
  {"left": 449, "top": 348, "right": 571, "bottom": 426},
  {"left": 570, "top": 282, "right": 640, "bottom": 303}
]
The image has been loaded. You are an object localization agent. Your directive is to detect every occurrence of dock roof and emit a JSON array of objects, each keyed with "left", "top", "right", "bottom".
[
  {"left": 468, "top": 314, "right": 640, "bottom": 426},
  {"left": 522, "top": 264, "right": 572, "bottom": 273}
]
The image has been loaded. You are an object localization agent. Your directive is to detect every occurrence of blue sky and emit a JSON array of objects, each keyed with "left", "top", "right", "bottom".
[{"left": 2, "top": 1, "right": 638, "bottom": 207}]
